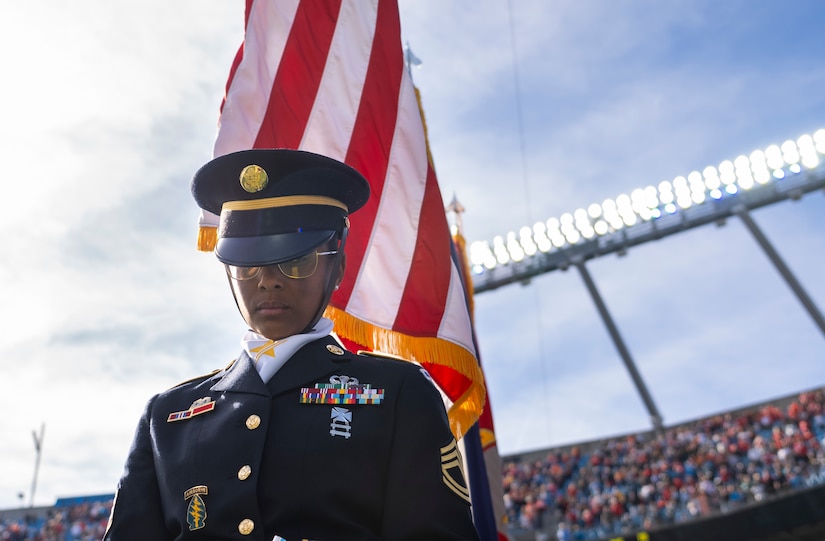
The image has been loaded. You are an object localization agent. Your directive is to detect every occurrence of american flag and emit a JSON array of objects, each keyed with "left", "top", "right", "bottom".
[{"left": 198, "top": 0, "right": 486, "bottom": 439}]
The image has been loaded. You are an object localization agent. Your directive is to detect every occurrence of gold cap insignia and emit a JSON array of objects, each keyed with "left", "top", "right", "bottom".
[
  {"left": 326, "top": 344, "right": 345, "bottom": 356},
  {"left": 239, "top": 164, "right": 268, "bottom": 193}
]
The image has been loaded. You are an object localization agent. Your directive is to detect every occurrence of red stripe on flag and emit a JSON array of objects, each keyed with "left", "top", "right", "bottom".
[
  {"left": 334, "top": 0, "right": 403, "bottom": 305},
  {"left": 253, "top": 0, "right": 343, "bottom": 149},
  {"left": 217, "top": 0, "right": 252, "bottom": 117},
  {"left": 243, "top": 0, "right": 254, "bottom": 29},
  {"left": 220, "top": 42, "right": 245, "bottom": 117},
  {"left": 393, "top": 162, "right": 451, "bottom": 334},
  {"left": 421, "top": 363, "right": 471, "bottom": 402}
]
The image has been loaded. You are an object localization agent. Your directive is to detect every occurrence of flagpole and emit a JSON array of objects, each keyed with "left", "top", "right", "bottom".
[
  {"left": 30, "top": 423, "right": 45, "bottom": 508},
  {"left": 447, "top": 196, "right": 511, "bottom": 541}
]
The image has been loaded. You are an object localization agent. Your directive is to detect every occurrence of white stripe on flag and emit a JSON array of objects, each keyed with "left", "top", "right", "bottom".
[
  {"left": 214, "top": 0, "right": 301, "bottom": 157},
  {"left": 438, "top": 264, "right": 477, "bottom": 355},
  {"left": 300, "top": 0, "right": 378, "bottom": 161},
  {"left": 347, "top": 67, "right": 427, "bottom": 326}
]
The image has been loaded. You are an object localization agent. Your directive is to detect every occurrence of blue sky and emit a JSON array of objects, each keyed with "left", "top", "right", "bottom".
[{"left": 0, "top": 0, "right": 823, "bottom": 509}]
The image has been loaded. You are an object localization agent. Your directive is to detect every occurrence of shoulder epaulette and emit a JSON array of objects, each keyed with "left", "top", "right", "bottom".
[
  {"left": 356, "top": 350, "right": 412, "bottom": 363},
  {"left": 167, "top": 360, "right": 235, "bottom": 390}
]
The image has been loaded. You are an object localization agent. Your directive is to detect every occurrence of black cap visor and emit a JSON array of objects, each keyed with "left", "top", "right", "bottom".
[{"left": 215, "top": 230, "right": 335, "bottom": 267}]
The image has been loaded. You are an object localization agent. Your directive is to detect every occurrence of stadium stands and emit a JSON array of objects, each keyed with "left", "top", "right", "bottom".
[
  {"left": 0, "top": 494, "right": 111, "bottom": 541},
  {"left": 502, "top": 387, "right": 825, "bottom": 541},
  {"left": 1, "top": 388, "right": 823, "bottom": 541}
]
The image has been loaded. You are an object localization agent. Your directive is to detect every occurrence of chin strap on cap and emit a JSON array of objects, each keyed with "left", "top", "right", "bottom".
[{"left": 301, "top": 221, "right": 348, "bottom": 334}]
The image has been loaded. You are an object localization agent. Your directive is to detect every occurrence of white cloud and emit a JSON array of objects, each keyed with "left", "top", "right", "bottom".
[{"left": 1, "top": 0, "right": 824, "bottom": 510}]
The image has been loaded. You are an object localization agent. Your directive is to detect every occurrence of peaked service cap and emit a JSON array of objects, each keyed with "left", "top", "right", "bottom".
[{"left": 191, "top": 149, "right": 370, "bottom": 267}]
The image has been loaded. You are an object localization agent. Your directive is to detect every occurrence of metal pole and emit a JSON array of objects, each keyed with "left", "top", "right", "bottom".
[
  {"left": 573, "top": 258, "right": 664, "bottom": 432},
  {"left": 733, "top": 205, "right": 825, "bottom": 339},
  {"left": 30, "top": 423, "right": 45, "bottom": 508}
]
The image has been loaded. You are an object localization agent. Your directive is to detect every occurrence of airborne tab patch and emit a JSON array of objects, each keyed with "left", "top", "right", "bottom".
[{"left": 184, "top": 485, "right": 208, "bottom": 531}]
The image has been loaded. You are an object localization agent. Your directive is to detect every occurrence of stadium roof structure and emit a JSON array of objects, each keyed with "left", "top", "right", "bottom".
[
  {"left": 469, "top": 129, "right": 825, "bottom": 293},
  {"left": 463, "top": 128, "right": 825, "bottom": 432}
]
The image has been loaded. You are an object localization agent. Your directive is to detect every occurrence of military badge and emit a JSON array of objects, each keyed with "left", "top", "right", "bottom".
[
  {"left": 299, "top": 375, "right": 384, "bottom": 405},
  {"left": 239, "top": 164, "right": 268, "bottom": 192},
  {"left": 167, "top": 397, "right": 216, "bottom": 422},
  {"left": 184, "top": 485, "right": 208, "bottom": 530},
  {"left": 440, "top": 439, "right": 471, "bottom": 503},
  {"left": 329, "top": 407, "right": 352, "bottom": 439}
]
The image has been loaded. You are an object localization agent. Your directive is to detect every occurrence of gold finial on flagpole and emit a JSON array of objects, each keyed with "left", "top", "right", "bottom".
[{"left": 446, "top": 193, "right": 465, "bottom": 238}]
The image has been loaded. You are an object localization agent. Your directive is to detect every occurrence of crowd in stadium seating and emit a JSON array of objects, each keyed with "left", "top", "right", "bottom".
[
  {"left": 0, "top": 498, "right": 111, "bottom": 541},
  {"left": 2, "top": 390, "right": 824, "bottom": 541},
  {"left": 502, "top": 388, "right": 825, "bottom": 540}
]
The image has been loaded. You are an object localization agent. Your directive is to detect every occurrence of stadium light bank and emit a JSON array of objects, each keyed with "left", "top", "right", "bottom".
[
  {"left": 466, "top": 129, "right": 825, "bottom": 431},
  {"left": 469, "top": 129, "right": 825, "bottom": 294}
]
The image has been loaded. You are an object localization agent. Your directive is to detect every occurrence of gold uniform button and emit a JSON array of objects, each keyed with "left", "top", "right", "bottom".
[
  {"left": 238, "top": 518, "right": 255, "bottom": 535},
  {"left": 238, "top": 465, "right": 252, "bottom": 481},
  {"left": 245, "top": 415, "right": 261, "bottom": 430}
]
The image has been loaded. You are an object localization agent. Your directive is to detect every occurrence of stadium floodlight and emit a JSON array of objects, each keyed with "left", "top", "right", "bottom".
[
  {"left": 633, "top": 188, "right": 656, "bottom": 221},
  {"left": 673, "top": 175, "right": 693, "bottom": 209},
  {"left": 506, "top": 231, "right": 525, "bottom": 262},
  {"left": 536, "top": 236, "right": 552, "bottom": 253},
  {"left": 814, "top": 129, "right": 825, "bottom": 153},
  {"left": 764, "top": 144, "right": 784, "bottom": 173},
  {"left": 719, "top": 160, "right": 736, "bottom": 185},
  {"left": 735, "top": 155, "right": 755, "bottom": 190},
  {"left": 469, "top": 241, "right": 485, "bottom": 264},
  {"left": 492, "top": 235, "right": 509, "bottom": 265},
  {"left": 750, "top": 150, "right": 771, "bottom": 184},
  {"left": 588, "top": 202, "right": 602, "bottom": 218},
  {"left": 782, "top": 140, "right": 800, "bottom": 166},
  {"left": 532, "top": 221, "right": 553, "bottom": 253},
  {"left": 703, "top": 166, "right": 721, "bottom": 190},
  {"left": 470, "top": 128, "right": 825, "bottom": 293},
  {"left": 798, "top": 135, "right": 818, "bottom": 169},
  {"left": 519, "top": 226, "right": 538, "bottom": 256}
]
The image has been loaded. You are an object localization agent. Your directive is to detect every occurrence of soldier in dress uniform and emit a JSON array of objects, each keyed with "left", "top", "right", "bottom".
[{"left": 104, "top": 149, "right": 480, "bottom": 541}]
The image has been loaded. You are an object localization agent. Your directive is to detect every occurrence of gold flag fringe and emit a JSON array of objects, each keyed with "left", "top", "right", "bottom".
[
  {"left": 325, "top": 305, "right": 486, "bottom": 439},
  {"left": 197, "top": 226, "right": 218, "bottom": 252}
]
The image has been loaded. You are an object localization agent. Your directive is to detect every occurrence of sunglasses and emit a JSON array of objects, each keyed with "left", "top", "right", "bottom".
[{"left": 226, "top": 250, "right": 338, "bottom": 280}]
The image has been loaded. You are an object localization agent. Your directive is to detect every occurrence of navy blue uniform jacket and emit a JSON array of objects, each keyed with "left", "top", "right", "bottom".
[{"left": 105, "top": 335, "right": 479, "bottom": 541}]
